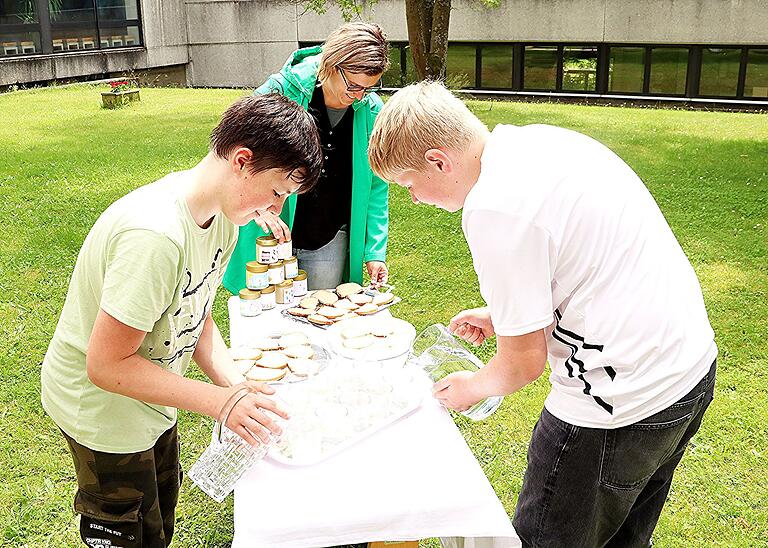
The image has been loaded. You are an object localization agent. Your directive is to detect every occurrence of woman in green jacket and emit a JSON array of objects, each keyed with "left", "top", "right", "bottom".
[{"left": 223, "top": 22, "right": 390, "bottom": 293}]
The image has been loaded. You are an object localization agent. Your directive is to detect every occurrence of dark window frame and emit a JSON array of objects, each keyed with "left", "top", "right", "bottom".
[{"left": 0, "top": 0, "right": 143, "bottom": 56}]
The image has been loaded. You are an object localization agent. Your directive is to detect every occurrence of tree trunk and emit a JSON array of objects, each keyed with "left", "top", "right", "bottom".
[{"left": 405, "top": 0, "right": 451, "bottom": 81}]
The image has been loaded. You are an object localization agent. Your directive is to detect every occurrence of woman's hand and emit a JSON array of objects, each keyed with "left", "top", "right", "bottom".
[
  {"left": 223, "top": 381, "right": 290, "bottom": 446},
  {"left": 366, "top": 261, "right": 388, "bottom": 286},
  {"left": 448, "top": 307, "right": 495, "bottom": 346},
  {"left": 254, "top": 211, "right": 291, "bottom": 243}
]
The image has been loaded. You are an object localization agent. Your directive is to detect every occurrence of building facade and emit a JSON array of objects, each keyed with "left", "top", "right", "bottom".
[{"left": 1, "top": 0, "right": 766, "bottom": 105}]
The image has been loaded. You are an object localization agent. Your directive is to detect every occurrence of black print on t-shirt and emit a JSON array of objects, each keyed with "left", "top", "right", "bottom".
[
  {"left": 150, "top": 248, "right": 223, "bottom": 366},
  {"left": 552, "top": 309, "right": 616, "bottom": 414}
]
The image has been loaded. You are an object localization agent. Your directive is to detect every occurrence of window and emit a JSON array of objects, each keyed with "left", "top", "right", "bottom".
[
  {"left": 446, "top": 44, "right": 476, "bottom": 88},
  {"left": 744, "top": 48, "right": 768, "bottom": 98},
  {"left": 699, "top": 47, "right": 740, "bottom": 97},
  {"left": 524, "top": 45, "right": 557, "bottom": 90},
  {"left": 608, "top": 46, "right": 645, "bottom": 93},
  {"left": 0, "top": 0, "right": 42, "bottom": 56},
  {"left": 480, "top": 44, "right": 513, "bottom": 89},
  {"left": 649, "top": 47, "right": 688, "bottom": 95},
  {"left": 562, "top": 46, "right": 598, "bottom": 92},
  {"left": 0, "top": 0, "right": 140, "bottom": 56}
]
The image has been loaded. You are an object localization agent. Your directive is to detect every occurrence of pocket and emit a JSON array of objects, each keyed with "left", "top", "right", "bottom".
[
  {"left": 75, "top": 488, "right": 142, "bottom": 547},
  {"left": 599, "top": 392, "right": 704, "bottom": 490}
]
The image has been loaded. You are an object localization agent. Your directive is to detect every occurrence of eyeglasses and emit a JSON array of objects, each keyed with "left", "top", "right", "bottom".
[{"left": 338, "top": 68, "right": 381, "bottom": 96}]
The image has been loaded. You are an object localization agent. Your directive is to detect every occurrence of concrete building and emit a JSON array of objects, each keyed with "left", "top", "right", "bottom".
[{"left": 1, "top": 0, "right": 767, "bottom": 105}]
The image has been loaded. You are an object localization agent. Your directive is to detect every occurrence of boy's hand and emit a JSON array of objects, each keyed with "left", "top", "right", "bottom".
[
  {"left": 254, "top": 211, "right": 290, "bottom": 243},
  {"left": 432, "top": 371, "right": 484, "bottom": 412},
  {"left": 449, "top": 307, "right": 495, "bottom": 346},
  {"left": 224, "top": 382, "right": 290, "bottom": 446}
]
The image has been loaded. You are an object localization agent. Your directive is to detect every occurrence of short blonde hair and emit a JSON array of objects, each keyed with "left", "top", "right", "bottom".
[
  {"left": 318, "top": 22, "right": 390, "bottom": 83},
  {"left": 368, "top": 81, "right": 489, "bottom": 181}
]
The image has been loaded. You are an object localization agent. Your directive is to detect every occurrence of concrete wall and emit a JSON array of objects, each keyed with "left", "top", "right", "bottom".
[{"left": 185, "top": 0, "right": 298, "bottom": 87}]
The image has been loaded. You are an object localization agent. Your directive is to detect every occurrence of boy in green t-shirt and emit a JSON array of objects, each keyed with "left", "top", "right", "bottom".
[{"left": 41, "top": 94, "right": 322, "bottom": 547}]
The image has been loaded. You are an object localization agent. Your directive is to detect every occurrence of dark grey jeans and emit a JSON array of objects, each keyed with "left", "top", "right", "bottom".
[{"left": 513, "top": 360, "right": 716, "bottom": 548}]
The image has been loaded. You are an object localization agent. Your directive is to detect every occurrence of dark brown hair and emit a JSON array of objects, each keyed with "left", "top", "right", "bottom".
[{"left": 210, "top": 94, "right": 322, "bottom": 193}]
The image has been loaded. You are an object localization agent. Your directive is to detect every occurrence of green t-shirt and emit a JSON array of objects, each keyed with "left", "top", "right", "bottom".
[{"left": 41, "top": 172, "right": 237, "bottom": 453}]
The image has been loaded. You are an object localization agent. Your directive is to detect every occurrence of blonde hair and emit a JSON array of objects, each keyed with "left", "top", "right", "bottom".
[
  {"left": 317, "top": 22, "right": 390, "bottom": 83},
  {"left": 368, "top": 81, "right": 489, "bottom": 181}
]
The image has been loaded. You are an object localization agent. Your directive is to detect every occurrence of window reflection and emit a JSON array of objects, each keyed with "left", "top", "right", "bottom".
[
  {"left": 700, "top": 48, "right": 740, "bottom": 97},
  {"left": 524, "top": 45, "right": 557, "bottom": 90},
  {"left": 481, "top": 44, "right": 513, "bottom": 89},
  {"left": 563, "top": 46, "right": 598, "bottom": 92},
  {"left": 609, "top": 47, "right": 645, "bottom": 93},
  {"left": 446, "top": 44, "right": 476, "bottom": 88},
  {"left": 745, "top": 48, "right": 768, "bottom": 98},
  {"left": 650, "top": 48, "right": 688, "bottom": 95}
]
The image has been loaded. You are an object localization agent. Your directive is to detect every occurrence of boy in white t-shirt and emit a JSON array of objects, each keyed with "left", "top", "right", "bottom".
[
  {"left": 368, "top": 82, "right": 716, "bottom": 547},
  {"left": 41, "top": 94, "right": 322, "bottom": 546}
]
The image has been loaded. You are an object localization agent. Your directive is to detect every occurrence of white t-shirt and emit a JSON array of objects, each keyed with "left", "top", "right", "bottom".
[{"left": 462, "top": 124, "right": 716, "bottom": 428}]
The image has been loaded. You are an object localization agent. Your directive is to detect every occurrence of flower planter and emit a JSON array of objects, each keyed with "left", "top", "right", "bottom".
[{"left": 101, "top": 89, "right": 140, "bottom": 109}]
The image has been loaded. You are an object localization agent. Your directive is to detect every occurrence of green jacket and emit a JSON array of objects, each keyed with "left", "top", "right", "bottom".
[{"left": 222, "top": 46, "right": 389, "bottom": 294}]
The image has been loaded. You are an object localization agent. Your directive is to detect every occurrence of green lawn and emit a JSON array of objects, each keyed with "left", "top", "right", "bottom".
[{"left": 1, "top": 84, "right": 766, "bottom": 546}]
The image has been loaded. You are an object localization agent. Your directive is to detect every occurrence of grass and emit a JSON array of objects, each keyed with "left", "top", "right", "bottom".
[{"left": 0, "top": 84, "right": 766, "bottom": 546}]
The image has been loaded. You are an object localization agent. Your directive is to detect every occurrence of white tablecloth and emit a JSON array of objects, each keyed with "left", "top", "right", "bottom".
[{"left": 227, "top": 296, "right": 519, "bottom": 547}]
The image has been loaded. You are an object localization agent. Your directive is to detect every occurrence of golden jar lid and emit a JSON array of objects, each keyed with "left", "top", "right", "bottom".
[
  {"left": 294, "top": 270, "right": 307, "bottom": 281},
  {"left": 283, "top": 256, "right": 297, "bottom": 264},
  {"left": 268, "top": 260, "right": 284, "bottom": 269},
  {"left": 238, "top": 288, "right": 261, "bottom": 300},
  {"left": 245, "top": 261, "right": 268, "bottom": 273},
  {"left": 256, "top": 236, "right": 278, "bottom": 247},
  {"left": 277, "top": 280, "right": 293, "bottom": 289},
  {"left": 260, "top": 284, "right": 276, "bottom": 294}
]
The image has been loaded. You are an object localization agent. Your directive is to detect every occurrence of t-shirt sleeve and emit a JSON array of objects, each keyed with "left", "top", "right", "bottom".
[
  {"left": 101, "top": 229, "right": 182, "bottom": 332},
  {"left": 464, "top": 209, "right": 555, "bottom": 336}
]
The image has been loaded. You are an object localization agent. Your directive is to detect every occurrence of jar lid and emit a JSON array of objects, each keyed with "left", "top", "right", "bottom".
[
  {"left": 283, "top": 256, "right": 297, "bottom": 263},
  {"left": 260, "top": 284, "right": 276, "bottom": 294},
  {"left": 278, "top": 280, "right": 293, "bottom": 288},
  {"left": 294, "top": 270, "right": 307, "bottom": 281},
  {"left": 239, "top": 288, "right": 261, "bottom": 300},
  {"left": 269, "top": 260, "right": 284, "bottom": 268},
  {"left": 245, "top": 261, "right": 268, "bottom": 273},
  {"left": 257, "top": 236, "right": 278, "bottom": 247}
]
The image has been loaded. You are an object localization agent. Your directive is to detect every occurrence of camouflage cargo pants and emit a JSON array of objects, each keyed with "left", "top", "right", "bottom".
[{"left": 61, "top": 424, "right": 182, "bottom": 547}]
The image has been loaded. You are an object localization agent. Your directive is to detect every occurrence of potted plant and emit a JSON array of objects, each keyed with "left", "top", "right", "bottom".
[{"left": 101, "top": 80, "right": 140, "bottom": 109}]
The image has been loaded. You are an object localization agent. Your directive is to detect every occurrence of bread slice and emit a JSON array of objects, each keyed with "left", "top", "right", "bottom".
[
  {"left": 246, "top": 365, "right": 287, "bottom": 382},
  {"left": 279, "top": 332, "right": 310, "bottom": 348},
  {"left": 318, "top": 305, "right": 345, "bottom": 319},
  {"left": 252, "top": 337, "right": 281, "bottom": 351},
  {"left": 314, "top": 290, "right": 339, "bottom": 306},
  {"left": 355, "top": 303, "right": 379, "bottom": 316},
  {"left": 234, "top": 359, "right": 256, "bottom": 376},
  {"left": 341, "top": 324, "right": 371, "bottom": 339},
  {"left": 333, "top": 298, "right": 359, "bottom": 311},
  {"left": 349, "top": 293, "right": 373, "bottom": 305},
  {"left": 299, "top": 297, "right": 319, "bottom": 310},
  {"left": 308, "top": 314, "right": 334, "bottom": 326},
  {"left": 336, "top": 282, "right": 363, "bottom": 299},
  {"left": 287, "top": 307, "right": 313, "bottom": 317},
  {"left": 372, "top": 292, "right": 396, "bottom": 306},
  {"left": 257, "top": 351, "right": 289, "bottom": 369},
  {"left": 282, "top": 345, "right": 314, "bottom": 359},
  {"left": 229, "top": 346, "right": 263, "bottom": 361},
  {"left": 287, "top": 358, "right": 320, "bottom": 377}
]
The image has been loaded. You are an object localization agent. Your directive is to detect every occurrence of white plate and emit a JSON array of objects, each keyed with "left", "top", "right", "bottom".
[{"left": 326, "top": 316, "right": 416, "bottom": 361}]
